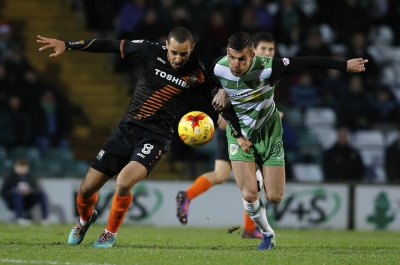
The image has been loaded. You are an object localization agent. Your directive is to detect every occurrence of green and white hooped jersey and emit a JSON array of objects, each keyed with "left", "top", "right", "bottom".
[{"left": 214, "top": 56, "right": 276, "bottom": 139}]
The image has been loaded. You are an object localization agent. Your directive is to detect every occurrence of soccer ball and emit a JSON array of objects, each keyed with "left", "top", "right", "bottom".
[{"left": 178, "top": 111, "right": 215, "bottom": 147}]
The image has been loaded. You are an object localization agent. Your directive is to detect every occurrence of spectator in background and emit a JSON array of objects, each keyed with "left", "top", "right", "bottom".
[
  {"left": 273, "top": 0, "right": 308, "bottom": 44},
  {"left": 33, "top": 89, "right": 72, "bottom": 153},
  {"left": 115, "top": 0, "right": 146, "bottom": 39},
  {"left": 289, "top": 72, "right": 320, "bottom": 111},
  {"left": 346, "top": 31, "right": 380, "bottom": 91},
  {"left": 1, "top": 159, "right": 48, "bottom": 225},
  {"left": 0, "top": 23, "right": 17, "bottom": 62},
  {"left": 336, "top": 75, "right": 374, "bottom": 130},
  {"left": 320, "top": 53, "right": 348, "bottom": 108},
  {"left": 133, "top": 8, "right": 166, "bottom": 41},
  {"left": 0, "top": 63, "right": 11, "bottom": 109},
  {"left": 370, "top": 87, "right": 400, "bottom": 125},
  {"left": 0, "top": 95, "right": 33, "bottom": 148},
  {"left": 385, "top": 137, "right": 400, "bottom": 183},
  {"left": 322, "top": 127, "right": 365, "bottom": 182},
  {"left": 331, "top": 0, "right": 369, "bottom": 43}
]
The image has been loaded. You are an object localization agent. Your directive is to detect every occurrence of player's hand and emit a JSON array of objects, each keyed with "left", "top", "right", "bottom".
[
  {"left": 237, "top": 136, "right": 252, "bottom": 152},
  {"left": 212, "top": 88, "right": 230, "bottom": 111},
  {"left": 37, "top": 35, "right": 66, "bottom": 57},
  {"left": 346, "top": 58, "right": 368, "bottom": 73}
]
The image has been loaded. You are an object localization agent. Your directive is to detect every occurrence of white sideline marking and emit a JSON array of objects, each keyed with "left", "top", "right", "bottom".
[{"left": 0, "top": 259, "right": 116, "bottom": 265}]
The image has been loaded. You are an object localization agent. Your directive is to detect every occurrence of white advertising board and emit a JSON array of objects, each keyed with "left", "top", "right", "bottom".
[
  {"left": 0, "top": 179, "right": 349, "bottom": 229},
  {"left": 265, "top": 184, "right": 349, "bottom": 229},
  {"left": 355, "top": 185, "right": 400, "bottom": 231}
]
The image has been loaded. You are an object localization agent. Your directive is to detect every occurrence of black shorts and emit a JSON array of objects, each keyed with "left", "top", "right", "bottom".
[
  {"left": 215, "top": 128, "right": 229, "bottom": 161},
  {"left": 91, "top": 123, "right": 172, "bottom": 177}
]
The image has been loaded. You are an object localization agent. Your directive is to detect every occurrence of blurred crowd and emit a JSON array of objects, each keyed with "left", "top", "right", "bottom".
[
  {"left": 0, "top": 23, "right": 73, "bottom": 153},
  {"left": 1, "top": 0, "right": 400, "bottom": 183}
]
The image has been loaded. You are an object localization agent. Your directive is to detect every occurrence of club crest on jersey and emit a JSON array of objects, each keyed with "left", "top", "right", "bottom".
[
  {"left": 230, "top": 144, "right": 239, "bottom": 155},
  {"left": 155, "top": 68, "right": 188, "bottom": 88}
]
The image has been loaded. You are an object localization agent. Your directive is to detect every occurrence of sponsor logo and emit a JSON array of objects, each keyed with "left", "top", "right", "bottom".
[
  {"left": 157, "top": 57, "right": 166, "bottom": 64},
  {"left": 96, "top": 149, "right": 105, "bottom": 161},
  {"left": 229, "top": 144, "right": 239, "bottom": 155},
  {"left": 367, "top": 192, "right": 396, "bottom": 229},
  {"left": 154, "top": 68, "right": 188, "bottom": 88},
  {"left": 68, "top": 40, "right": 85, "bottom": 45},
  {"left": 220, "top": 79, "right": 228, "bottom": 87},
  {"left": 265, "top": 188, "right": 342, "bottom": 226},
  {"left": 131, "top": 39, "right": 144, "bottom": 43}
]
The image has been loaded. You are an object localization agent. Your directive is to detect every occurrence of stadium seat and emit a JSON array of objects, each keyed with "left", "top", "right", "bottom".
[
  {"left": 43, "top": 148, "right": 74, "bottom": 162},
  {"left": 304, "top": 107, "right": 336, "bottom": 129},
  {"left": 385, "top": 130, "right": 399, "bottom": 146},
  {"left": 297, "top": 128, "right": 322, "bottom": 160},
  {"left": 63, "top": 160, "right": 89, "bottom": 178},
  {"left": 359, "top": 149, "right": 385, "bottom": 167},
  {"left": 284, "top": 108, "right": 303, "bottom": 129},
  {"left": 352, "top": 130, "right": 385, "bottom": 149},
  {"left": 308, "top": 127, "right": 337, "bottom": 150},
  {"left": 292, "top": 163, "right": 323, "bottom": 182},
  {"left": 31, "top": 160, "right": 64, "bottom": 178},
  {"left": 9, "top": 146, "right": 41, "bottom": 162},
  {"left": 0, "top": 146, "right": 7, "bottom": 160}
]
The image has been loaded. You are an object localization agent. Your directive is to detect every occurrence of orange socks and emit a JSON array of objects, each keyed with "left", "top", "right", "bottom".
[
  {"left": 77, "top": 192, "right": 98, "bottom": 222},
  {"left": 243, "top": 212, "right": 256, "bottom": 233},
  {"left": 186, "top": 176, "right": 212, "bottom": 201},
  {"left": 106, "top": 193, "right": 133, "bottom": 233}
]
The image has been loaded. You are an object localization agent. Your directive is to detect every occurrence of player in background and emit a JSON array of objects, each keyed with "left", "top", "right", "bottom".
[
  {"left": 214, "top": 32, "right": 367, "bottom": 250},
  {"left": 176, "top": 32, "right": 277, "bottom": 239},
  {"left": 37, "top": 27, "right": 238, "bottom": 248}
]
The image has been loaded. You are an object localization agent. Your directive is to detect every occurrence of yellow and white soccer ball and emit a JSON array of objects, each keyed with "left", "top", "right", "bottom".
[{"left": 178, "top": 111, "right": 215, "bottom": 147}]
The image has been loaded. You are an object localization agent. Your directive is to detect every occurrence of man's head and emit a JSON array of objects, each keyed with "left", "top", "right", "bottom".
[
  {"left": 253, "top": 32, "right": 276, "bottom": 57},
  {"left": 226, "top": 32, "right": 255, "bottom": 76},
  {"left": 14, "top": 159, "right": 30, "bottom": 176},
  {"left": 166, "top": 27, "right": 195, "bottom": 70}
]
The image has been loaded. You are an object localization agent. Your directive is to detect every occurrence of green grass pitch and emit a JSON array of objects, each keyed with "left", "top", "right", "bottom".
[{"left": 0, "top": 223, "right": 399, "bottom": 265}]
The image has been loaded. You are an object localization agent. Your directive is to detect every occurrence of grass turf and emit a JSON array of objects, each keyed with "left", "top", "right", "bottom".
[{"left": 0, "top": 223, "right": 399, "bottom": 265}]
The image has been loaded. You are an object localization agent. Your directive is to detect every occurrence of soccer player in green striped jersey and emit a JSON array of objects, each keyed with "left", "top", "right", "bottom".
[{"left": 214, "top": 32, "right": 368, "bottom": 250}]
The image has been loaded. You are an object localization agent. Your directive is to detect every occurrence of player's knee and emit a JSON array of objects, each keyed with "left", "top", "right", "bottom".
[
  {"left": 115, "top": 182, "right": 132, "bottom": 196},
  {"left": 265, "top": 191, "right": 284, "bottom": 204},
  {"left": 242, "top": 190, "right": 259, "bottom": 203},
  {"left": 79, "top": 183, "right": 95, "bottom": 197}
]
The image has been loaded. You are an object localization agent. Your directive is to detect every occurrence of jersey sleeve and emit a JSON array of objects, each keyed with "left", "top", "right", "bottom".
[
  {"left": 121, "top": 39, "right": 156, "bottom": 59},
  {"left": 270, "top": 56, "right": 347, "bottom": 83},
  {"left": 65, "top": 39, "right": 120, "bottom": 53}
]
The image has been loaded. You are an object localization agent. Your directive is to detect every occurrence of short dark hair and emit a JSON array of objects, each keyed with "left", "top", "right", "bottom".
[
  {"left": 14, "top": 159, "right": 29, "bottom": 167},
  {"left": 227, "top": 32, "right": 254, "bottom": 51},
  {"left": 253, "top": 32, "right": 275, "bottom": 47},
  {"left": 168, "top": 27, "right": 193, "bottom": 44}
]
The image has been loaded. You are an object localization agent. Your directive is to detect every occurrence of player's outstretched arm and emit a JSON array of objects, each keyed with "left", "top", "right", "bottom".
[
  {"left": 37, "top": 35, "right": 66, "bottom": 58},
  {"left": 346, "top": 58, "right": 368, "bottom": 73}
]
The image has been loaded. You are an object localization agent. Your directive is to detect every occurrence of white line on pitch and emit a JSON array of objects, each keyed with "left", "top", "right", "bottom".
[{"left": 0, "top": 259, "right": 116, "bottom": 265}]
